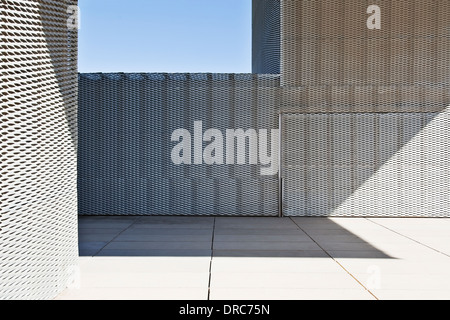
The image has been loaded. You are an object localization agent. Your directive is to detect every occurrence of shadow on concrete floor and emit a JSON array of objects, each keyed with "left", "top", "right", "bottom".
[{"left": 78, "top": 216, "right": 392, "bottom": 259}]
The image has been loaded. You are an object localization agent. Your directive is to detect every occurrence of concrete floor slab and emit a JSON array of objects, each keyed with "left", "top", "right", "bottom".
[
  {"left": 78, "top": 257, "right": 211, "bottom": 273},
  {"left": 122, "top": 227, "right": 213, "bottom": 235},
  {"left": 78, "top": 228, "right": 124, "bottom": 234},
  {"left": 211, "top": 257, "right": 343, "bottom": 273},
  {"left": 215, "top": 217, "right": 299, "bottom": 229},
  {"left": 333, "top": 258, "right": 450, "bottom": 275},
  {"left": 95, "top": 249, "right": 212, "bottom": 257},
  {"left": 114, "top": 234, "right": 213, "bottom": 242},
  {"left": 78, "top": 234, "right": 120, "bottom": 242},
  {"left": 213, "top": 241, "right": 322, "bottom": 251},
  {"left": 371, "top": 289, "right": 450, "bottom": 300},
  {"left": 213, "top": 234, "right": 311, "bottom": 242},
  {"left": 209, "top": 288, "right": 375, "bottom": 300},
  {"left": 58, "top": 216, "right": 450, "bottom": 300},
  {"left": 102, "top": 241, "right": 212, "bottom": 250},
  {"left": 56, "top": 287, "right": 208, "bottom": 300},
  {"left": 214, "top": 228, "right": 306, "bottom": 235},
  {"left": 212, "top": 250, "right": 329, "bottom": 258},
  {"left": 79, "top": 272, "right": 209, "bottom": 288},
  {"left": 351, "top": 273, "right": 450, "bottom": 291},
  {"left": 210, "top": 272, "right": 363, "bottom": 289}
]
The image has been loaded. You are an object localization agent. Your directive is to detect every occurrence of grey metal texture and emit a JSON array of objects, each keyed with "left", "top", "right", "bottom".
[
  {"left": 278, "top": 0, "right": 449, "bottom": 217},
  {"left": 78, "top": 73, "right": 280, "bottom": 216},
  {"left": 1, "top": 0, "right": 79, "bottom": 299},
  {"left": 280, "top": 111, "right": 450, "bottom": 217},
  {"left": 77, "top": 1, "right": 449, "bottom": 219},
  {"left": 252, "top": 0, "right": 281, "bottom": 74},
  {"left": 280, "top": 0, "right": 450, "bottom": 113}
]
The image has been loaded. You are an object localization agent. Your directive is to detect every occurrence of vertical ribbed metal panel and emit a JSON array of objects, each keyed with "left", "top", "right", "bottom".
[
  {"left": 1, "top": 0, "right": 78, "bottom": 299},
  {"left": 252, "top": 0, "right": 281, "bottom": 74},
  {"left": 78, "top": 73, "right": 280, "bottom": 216}
]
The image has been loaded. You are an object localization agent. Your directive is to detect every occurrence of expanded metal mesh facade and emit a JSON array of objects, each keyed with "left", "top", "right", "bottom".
[
  {"left": 278, "top": 0, "right": 449, "bottom": 217},
  {"left": 78, "top": 73, "right": 280, "bottom": 216},
  {"left": 281, "top": 0, "right": 450, "bottom": 112},
  {"left": 1, "top": 0, "right": 447, "bottom": 302},
  {"left": 77, "top": 1, "right": 449, "bottom": 218},
  {"left": 1, "top": 0, "right": 78, "bottom": 299},
  {"left": 280, "top": 111, "right": 449, "bottom": 217},
  {"left": 252, "top": 0, "right": 281, "bottom": 74}
]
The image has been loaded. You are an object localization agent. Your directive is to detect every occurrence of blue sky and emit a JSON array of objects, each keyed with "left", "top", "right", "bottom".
[{"left": 78, "top": 0, "right": 252, "bottom": 73}]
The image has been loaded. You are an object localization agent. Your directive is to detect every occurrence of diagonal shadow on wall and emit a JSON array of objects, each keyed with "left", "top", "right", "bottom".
[
  {"left": 281, "top": 108, "right": 449, "bottom": 218},
  {"left": 77, "top": 73, "right": 449, "bottom": 218}
]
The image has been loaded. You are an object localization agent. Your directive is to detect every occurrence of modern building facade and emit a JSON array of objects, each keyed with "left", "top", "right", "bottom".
[
  {"left": 278, "top": 0, "right": 449, "bottom": 217},
  {"left": 1, "top": 0, "right": 449, "bottom": 300},
  {"left": 79, "top": 0, "right": 449, "bottom": 218}
]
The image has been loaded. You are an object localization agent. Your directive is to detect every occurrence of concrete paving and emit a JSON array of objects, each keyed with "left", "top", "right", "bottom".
[{"left": 56, "top": 216, "right": 450, "bottom": 300}]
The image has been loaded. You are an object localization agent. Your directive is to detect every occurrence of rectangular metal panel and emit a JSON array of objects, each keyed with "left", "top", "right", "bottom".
[
  {"left": 252, "top": 0, "right": 281, "bottom": 74},
  {"left": 78, "top": 74, "right": 280, "bottom": 216},
  {"left": 281, "top": 111, "right": 449, "bottom": 217},
  {"left": 280, "top": 0, "right": 450, "bottom": 113}
]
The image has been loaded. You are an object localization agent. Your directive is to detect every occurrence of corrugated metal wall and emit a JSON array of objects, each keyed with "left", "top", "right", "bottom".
[
  {"left": 78, "top": 73, "right": 280, "bottom": 216},
  {"left": 1, "top": 0, "right": 79, "bottom": 299}
]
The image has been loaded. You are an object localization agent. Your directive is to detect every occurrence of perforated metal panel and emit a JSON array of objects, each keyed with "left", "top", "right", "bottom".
[
  {"left": 280, "top": 110, "right": 450, "bottom": 217},
  {"left": 1, "top": 0, "right": 78, "bottom": 299},
  {"left": 78, "top": 73, "right": 280, "bottom": 216}
]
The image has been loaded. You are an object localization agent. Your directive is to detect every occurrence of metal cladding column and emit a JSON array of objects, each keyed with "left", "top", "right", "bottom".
[
  {"left": 279, "top": 0, "right": 449, "bottom": 217},
  {"left": 1, "top": 0, "right": 79, "bottom": 299}
]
